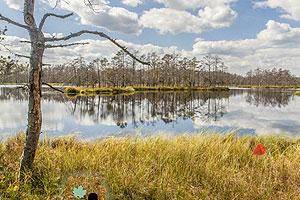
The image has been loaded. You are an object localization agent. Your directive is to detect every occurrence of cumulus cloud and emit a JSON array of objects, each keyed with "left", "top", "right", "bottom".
[
  {"left": 190, "top": 20, "right": 300, "bottom": 75},
  {"left": 155, "top": 0, "right": 236, "bottom": 10},
  {"left": 41, "top": 0, "right": 142, "bottom": 35},
  {"left": 140, "top": 0, "right": 237, "bottom": 34},
  {"left": 257, "top": 20, "right": 300, "bottom": 46},
  {"left": 140, "top": 6, "right": 237, "bottom": 34},
  {"left": 192, "top": 20, "right": 300, "bottom": 56},
  {"left": 122, "top": 0, "right": 143, "bottom": 7},
  {"left": 255, "top": 0, "right": 300, "bottom": 21}
]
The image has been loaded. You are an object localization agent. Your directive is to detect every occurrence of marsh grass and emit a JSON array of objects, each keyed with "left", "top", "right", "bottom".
[
  {"left": 2, "top": 132, "right": 300, "bottom": 199},
  {"left": 64, "top": 86, "right": 229, "bottom": 97}
]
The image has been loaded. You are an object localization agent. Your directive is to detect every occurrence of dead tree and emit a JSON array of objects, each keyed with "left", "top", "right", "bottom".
[{"left": 0, "top": 1, "right": 149, "bottom": 177}]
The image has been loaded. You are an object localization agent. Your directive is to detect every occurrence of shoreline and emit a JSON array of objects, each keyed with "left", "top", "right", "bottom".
[{"left": 64, "top": 86, "right": 230, "bottom": 95}]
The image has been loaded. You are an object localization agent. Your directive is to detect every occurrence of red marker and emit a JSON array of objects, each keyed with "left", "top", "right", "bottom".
[{"left": 253, "top": 143, "right": 266, "bottom": 156}]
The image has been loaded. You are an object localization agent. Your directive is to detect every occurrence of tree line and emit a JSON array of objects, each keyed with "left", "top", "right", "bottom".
[{"left": 1, "top": 50, "right": 299, "bottom": 87}]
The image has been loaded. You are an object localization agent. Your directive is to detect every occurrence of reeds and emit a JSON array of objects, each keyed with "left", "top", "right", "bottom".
[{"left": 2, "top": 132, "right": 300, "bottom": 199}]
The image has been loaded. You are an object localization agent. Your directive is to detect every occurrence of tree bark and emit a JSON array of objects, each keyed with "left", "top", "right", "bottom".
[{"left": 19, "top": 0, "right": 45, "bottom": 175}]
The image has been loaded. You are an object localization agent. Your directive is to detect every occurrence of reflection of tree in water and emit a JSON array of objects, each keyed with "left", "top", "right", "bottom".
[
  {"left": 244, "top": 89, "right": 293, "bottom": 108},
  {"left": 0, "top": 87, "right": 28, "bottom": 101},
  {"left": 65, "top": 92, "right": 232, "bottom": 128},
  {"left": 0, "top": 87, "right": 296, "bottom": 128}
]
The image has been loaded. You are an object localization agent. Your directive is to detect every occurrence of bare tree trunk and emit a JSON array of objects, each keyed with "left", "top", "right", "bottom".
[
  {"left": 0, "top": 0, "right": 150, "bottom": 178},
  {"left": 19, "top": 0, "right": 45, "bottom": 175}
]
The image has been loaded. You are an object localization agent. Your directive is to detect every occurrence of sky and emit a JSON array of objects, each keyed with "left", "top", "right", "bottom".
[{"left": 0, "top": 0, "right": 300, "bottom": 76}]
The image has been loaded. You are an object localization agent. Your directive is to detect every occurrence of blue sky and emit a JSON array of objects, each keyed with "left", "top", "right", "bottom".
[{"left": 1, "top": 0, "right": 300, "bottom": 75}]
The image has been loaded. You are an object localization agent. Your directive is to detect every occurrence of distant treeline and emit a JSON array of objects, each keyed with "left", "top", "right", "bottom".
[{"left": 0, "top": 50, "right": 299, "bottom": 86}]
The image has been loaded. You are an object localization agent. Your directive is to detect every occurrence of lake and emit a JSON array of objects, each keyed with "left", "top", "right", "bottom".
[{"left": 0, "top": 86, "right": 300, "bottom": 139}]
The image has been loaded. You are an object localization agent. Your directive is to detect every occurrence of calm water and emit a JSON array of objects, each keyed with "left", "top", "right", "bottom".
[{"left": 0, "top": 86, "right": 300, "bottom": 139}]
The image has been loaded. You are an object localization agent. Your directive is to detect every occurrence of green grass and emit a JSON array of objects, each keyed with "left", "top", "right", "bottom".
[
  {"left": 295, "top": 91, "right": 300, "bottom": 96},
  {"left": 2, "top": 132, "right": 300, "bottom": 199}
]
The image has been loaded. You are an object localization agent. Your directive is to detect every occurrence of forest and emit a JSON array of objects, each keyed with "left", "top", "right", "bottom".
[{"left": 1, "top": 50, "right": 299, "bottom": 87}]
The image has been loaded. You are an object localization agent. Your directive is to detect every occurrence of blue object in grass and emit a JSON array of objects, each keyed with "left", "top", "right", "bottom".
[{"left": 73, "top": 185, "right": 87, "bottom": 198}]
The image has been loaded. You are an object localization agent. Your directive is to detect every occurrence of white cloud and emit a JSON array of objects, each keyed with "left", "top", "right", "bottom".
[
  {"left": 122, "top": 0, "right": 143, "bottom": 7},
  {"left": 3, "top": 0, "right": 23, "bottom": 10},
  {"left": 190, "top": 20, "right": 300, "bottom": 75},
  {"left": 140, "top": 6, "right": 237, "bottom": 34},
  {"left": 255, "top": 0, "right": 300, "bottom": 21},
  {"left": 191, "top": 20, "right": 300, "bottom": 56},
  {"left": 155, "top": 0, "right": 236, "bottom": 10},
  {"left": 257, "top": 20, "right": 300, "bottom": 46},
  {"left": 192, "top": 38, "right": 258, "bottom": 57},
  {"left": 44, "top": 32, "right": 64, "bottom": 38},
  {"left": 193, "top": 95, "right": 300, "bottom": 136},
  {"left": 42, "top": 0, "right": 142, "bottom": 35}
]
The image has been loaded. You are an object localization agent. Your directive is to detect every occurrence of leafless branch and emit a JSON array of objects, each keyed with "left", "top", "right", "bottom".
[
  {"left": 45, "top": 42, "right": 88, "bottom": 49},
  {"left": 16, "top": 85, "right": 29, "bottom": 90},
  {"left": 42, "top": 63, "right": 52, "bottom": 66},
  {"left": 84, "top": 0, "right": 99, "bottom": 12},
  {"left": 0, "top": 13, "right": 30, "bottom": 30},
  {"left": 20, "top": 40, "right": 32, "bottom": 44},
  {"left": 39, "top": 12, "right": 73, "bottom": 30},
  {"left": 45, "top": 30, "right": 150, "bottom": 65},
  {"left": 0, "top": 43, "right": 30, "bottom": 59},
  {"left": 15, "top": 54, "right": 31, "bottom": 59},
  {"left": 53, "top": 0, "right": 70, "bottom": 10},
  {"left": 42, "top": 82, "right": 65, "bottom": 93}
]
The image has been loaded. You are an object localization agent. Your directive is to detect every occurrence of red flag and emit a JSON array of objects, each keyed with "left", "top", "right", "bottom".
[{"left": 253, "top": 143, "right": 266, "bottom": 156}]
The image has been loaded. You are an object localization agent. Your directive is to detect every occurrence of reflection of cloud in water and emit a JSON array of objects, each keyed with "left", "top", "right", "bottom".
[
  {"left": 193, "top": 95, "right": 300, "bottom": 136},
  {"left": 1, "top": 87, "right": 300, "bottom": 138},
  {"left": 0, "top": 101, "right": 27, "bottom": 130}
]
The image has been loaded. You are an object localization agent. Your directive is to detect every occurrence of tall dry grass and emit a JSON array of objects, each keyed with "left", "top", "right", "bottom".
[{"left": 1, "top": 132, "right": 300, "bottom": 199}]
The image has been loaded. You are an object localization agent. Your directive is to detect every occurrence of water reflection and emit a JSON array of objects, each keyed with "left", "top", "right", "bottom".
[{"left": 0, "top": 87, "right": 299, "bottom": 138}]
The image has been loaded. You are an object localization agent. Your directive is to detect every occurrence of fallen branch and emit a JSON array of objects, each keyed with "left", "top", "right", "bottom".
[{"left": 42, "top": 82, "right": 65, "bottom": 93}]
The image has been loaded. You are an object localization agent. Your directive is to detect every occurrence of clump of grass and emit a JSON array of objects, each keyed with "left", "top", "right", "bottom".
[
  {"left": 64, "top": 87, "right": 81, "bottom": 94},
  {"left": 2, "top": 132, "right": 300, "bottom": 199},
  {"left": 133, "top": 86, "right": 160, "bottom": 91},
  {"left": 86, "top": 87, "right": 113, "bottom": 94},
  {"left": 295, "top": 91, "right": 300, "bottom": 96},
  {"left": 112, "top": 86, "right": 135, "bottom": 94}
]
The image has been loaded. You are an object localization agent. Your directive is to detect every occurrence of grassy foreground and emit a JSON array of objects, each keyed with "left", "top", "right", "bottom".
[{"left": 2, "top": 133, "right": 300, "bottom": 199}]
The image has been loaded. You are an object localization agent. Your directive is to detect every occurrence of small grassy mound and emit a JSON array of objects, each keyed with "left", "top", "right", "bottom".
[
  {"left": 295, "top": 91, "right": 300, "bottom": 96},
  {"left": 64, "top": 87, "right": 81, "bottom": 94},
  {"left": 2, "top": 133, "right": 300, "bottom": 199},
  {"left": 64, "top": 86, "right": 230, "bottom": 96},
  {"left": 112, "top": 86, "right": 135, "bottom": 94}
]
